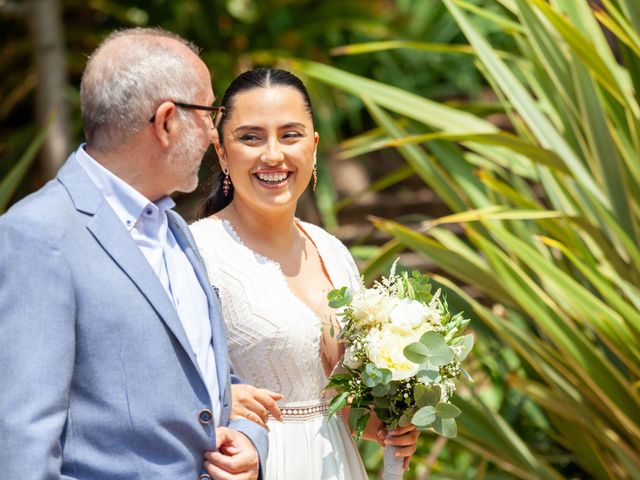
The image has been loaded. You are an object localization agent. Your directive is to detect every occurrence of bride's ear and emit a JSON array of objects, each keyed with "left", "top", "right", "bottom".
[
  {"left": 212, "top": 129, "right": 226, "bottom": 164},
  {"left": 313, "top": 131, "right": 319, "bottom": 162}
]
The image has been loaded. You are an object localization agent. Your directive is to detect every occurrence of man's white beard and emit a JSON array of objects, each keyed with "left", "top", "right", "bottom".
[{"left": 168, "top": 118, "right": 206, "bottom": 191}]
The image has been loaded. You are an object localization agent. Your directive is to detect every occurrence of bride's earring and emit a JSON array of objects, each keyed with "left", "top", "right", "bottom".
[
  {"left": 312, "top": 163, "right": 317, "bottom": 192},
  {"left": 222, "top": 167, "right": 232, "bottom": 197}
]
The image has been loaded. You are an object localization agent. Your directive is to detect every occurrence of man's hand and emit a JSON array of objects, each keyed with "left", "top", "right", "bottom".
[
  {"left": 203, "top": 427, "right": 260, "bottom": 480},
  {"left": 231, "top": 384, "right": 283, "bottom": 430}
]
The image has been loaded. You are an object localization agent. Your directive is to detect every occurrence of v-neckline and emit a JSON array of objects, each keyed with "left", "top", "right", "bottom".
[{"left": 216, "top": 217, "right": 335, "bottom": 321}]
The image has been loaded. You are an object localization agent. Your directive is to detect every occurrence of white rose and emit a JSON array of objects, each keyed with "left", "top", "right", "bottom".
[
  {"left": 351, "top": 288, "right": 396, "bottom": 327},
  {"left": 390, "top": 298, "right": 433, "bottom": 332},
  {"left": 365, "top": 324, "right": 421, "bottom": 381}
]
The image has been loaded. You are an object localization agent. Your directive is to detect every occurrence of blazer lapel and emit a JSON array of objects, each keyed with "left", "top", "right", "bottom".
[
  {"left": 167, "top": 212, "right": 230, "bottom": 399},
  {"left": 58, "top": 154, "right": 200, "bottom": 373}
]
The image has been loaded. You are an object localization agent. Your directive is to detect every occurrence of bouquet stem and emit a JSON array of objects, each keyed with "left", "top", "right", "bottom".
[{"left": 382, "top": 445, "right": 404, "bottom": 480}]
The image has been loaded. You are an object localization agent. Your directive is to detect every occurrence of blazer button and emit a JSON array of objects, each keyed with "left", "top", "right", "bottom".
[
  {"left": 198, "top": 408, "right": 214, "bottom": 425},
  {"left": 199, "top": 474, "right": 212, "bottom": 479}
]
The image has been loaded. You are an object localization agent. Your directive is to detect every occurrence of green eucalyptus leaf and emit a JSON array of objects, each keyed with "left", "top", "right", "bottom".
[
  {"left": 417, "top": 368, "right": 442, "bottom": 384},
  {"left": 413, "top": 382, "right": 428, "bottom": 401},
  {"left": 415, "top": 384, "right": 441, "bottom": 407},
  {"left": 398, "top": 413, "right": 413, "bottom": 428},
  {"left": 403, "top": 342, "right": 430, "bottom": 364},
  {"left": 432, "top": 417, "right": 457, "bottom": 438},
  {"left": 362, "top": 375, "right": 377, "bottom": 388},
  {"left": 435, "top": 402, "right": 462, "bottom": 419},
  {"left": 362, "top": 363, "right": 392, "bottom": 387},
  {"left": 419, "top": 331, "right": 455, "bottom": 367},
  {"left": 372, "top": 383, "right": 390, "bottom": 397},
  {"left": 379, "top": 368, "right": 393, "bottom": 385},
  {"left": 327, "top": 287, "right": 353, "bottom": 308},
  {"left": 453, "top": 334, "right": 475, "bottom": 361},
  {"left": 412, "top": 405, "right": 436, "bottom": 427}
]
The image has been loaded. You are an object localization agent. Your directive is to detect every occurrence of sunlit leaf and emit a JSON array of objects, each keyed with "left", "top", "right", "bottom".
[
  {"left": 412, "top": 405, "right": 437, "bottom": 427},
  {"left": 436, "top": 402, "right": 462, "bottom": 419}
]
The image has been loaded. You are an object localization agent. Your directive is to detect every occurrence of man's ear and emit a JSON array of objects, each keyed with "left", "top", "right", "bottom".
[{"left": 151, "top": 101, "right": 178, "bottom": 148}]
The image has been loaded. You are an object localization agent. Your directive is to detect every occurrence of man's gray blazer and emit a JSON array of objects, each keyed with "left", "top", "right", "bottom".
[{"left": 0, "top": 152, "right": 268, "bottom": 479}]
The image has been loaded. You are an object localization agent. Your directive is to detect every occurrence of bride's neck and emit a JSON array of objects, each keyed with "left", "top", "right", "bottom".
[{"left": 223, "top": 201, "right": 299, "bottom": 251}]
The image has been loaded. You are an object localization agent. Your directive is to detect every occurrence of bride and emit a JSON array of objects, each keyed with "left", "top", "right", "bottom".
[{"left": 190, "top": 68, "right": 418, "bottom": 479}]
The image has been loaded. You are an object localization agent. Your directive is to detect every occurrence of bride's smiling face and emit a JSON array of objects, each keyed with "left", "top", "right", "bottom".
[{"left": 215, "top": 85, "right": 318, "bottom": 214}]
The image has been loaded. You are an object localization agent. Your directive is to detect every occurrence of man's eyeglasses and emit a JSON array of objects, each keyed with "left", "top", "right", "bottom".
[{"left": 149, "top": 102, "right": 225, "bottom": 129}]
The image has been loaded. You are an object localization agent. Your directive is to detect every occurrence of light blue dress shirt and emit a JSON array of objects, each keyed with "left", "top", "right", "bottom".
[{"left": 76, "top": 145, "right": 220, "bottom": 423}]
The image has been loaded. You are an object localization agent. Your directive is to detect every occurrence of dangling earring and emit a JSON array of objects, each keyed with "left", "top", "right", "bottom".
[
  {"left": 312, "top": 163, "right": 317, "bottom": 192},
  {"left": 222, "top": 168, "right": 232, "bottom": 197}
]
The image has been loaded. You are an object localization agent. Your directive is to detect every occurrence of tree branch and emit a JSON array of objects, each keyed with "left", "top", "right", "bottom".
[
  {"left": 30, "top": 0, "right": 70, "bottom": 179},
  {"left": 0, "top": 0, "right": 30, "bottom": 18}
]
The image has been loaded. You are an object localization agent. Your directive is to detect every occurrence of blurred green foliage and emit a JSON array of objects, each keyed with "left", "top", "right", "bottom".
[
  {"left": 298, "top": 0, "right": 640, "bottom": 478},
  {"left": 8, "top": 2, "right": 618, "bottom": 479},
  {"left": 0, "top": 0, "right": 509, "bottom": 220}
]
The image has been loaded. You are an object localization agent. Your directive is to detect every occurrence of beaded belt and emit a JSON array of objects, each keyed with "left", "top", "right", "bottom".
[{"left": 270, "top": 399, "right": 333, "bottom": 422}]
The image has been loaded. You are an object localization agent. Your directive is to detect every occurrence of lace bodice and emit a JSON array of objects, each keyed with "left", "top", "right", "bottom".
[{"left": 190, "top": 218, "right": 362, "bottom": 403}]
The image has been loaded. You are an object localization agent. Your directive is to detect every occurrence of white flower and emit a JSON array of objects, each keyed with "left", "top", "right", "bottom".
[
  {"left": 364, "top": 323, "right": 421, "bottom": 381},
  {"left": 390, "top": 298, "right": 435, "bottom": 333},
  {"left": 342, "top": 346, "right": 363, "bottom": 369},
  {"left": 350, "top": 288, "right": 396, "bottom": 327}
]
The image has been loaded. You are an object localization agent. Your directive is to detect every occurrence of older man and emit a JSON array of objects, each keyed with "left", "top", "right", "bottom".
[{"left": 0, "top": 28, "right": 267, "bottom": 479}]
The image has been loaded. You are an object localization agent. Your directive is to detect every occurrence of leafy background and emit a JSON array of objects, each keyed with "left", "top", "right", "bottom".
[{"left": 2, "top": 1, "right": 639, "bottom": 478}]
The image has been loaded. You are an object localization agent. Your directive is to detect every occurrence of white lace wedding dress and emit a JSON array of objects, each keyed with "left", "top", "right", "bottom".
[{"left": 190, "top": 217, "right": 368, "bottom": 480}]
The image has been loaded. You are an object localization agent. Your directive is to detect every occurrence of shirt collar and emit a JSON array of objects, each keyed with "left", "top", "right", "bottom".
[{"left": 75, "top": 144, "right": 175, "bottom": 231}]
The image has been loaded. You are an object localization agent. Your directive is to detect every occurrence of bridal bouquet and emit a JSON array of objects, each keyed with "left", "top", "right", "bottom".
[{"left": 325, "top": 261, "right": 473, "bottom": 479}]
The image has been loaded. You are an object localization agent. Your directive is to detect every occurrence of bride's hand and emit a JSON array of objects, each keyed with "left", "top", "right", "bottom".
[
  {"left": 231, "top": 384, "right": 284, "bottom": 431},
  {"left": 377, "top": 424, "right": 420, "bottom": 470}
]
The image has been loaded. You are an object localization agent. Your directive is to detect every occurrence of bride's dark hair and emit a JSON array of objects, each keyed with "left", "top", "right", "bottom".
[{"left": 200, "top": 68, "right": 314, "bottom": 217}]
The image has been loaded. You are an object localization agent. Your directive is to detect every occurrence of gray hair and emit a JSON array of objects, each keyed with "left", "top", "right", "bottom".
[{"left": 80, "top": 28, "right": 203, "bottom": 151}]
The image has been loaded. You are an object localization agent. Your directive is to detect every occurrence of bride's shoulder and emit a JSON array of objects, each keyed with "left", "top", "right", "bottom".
[
  {"left": 189, "top": 215, "right": 222, "bottom": 235},
  {"left": 297, "top": 220, "right": 346, "bottom": 249},
  {"left": 297, "top": 219, "right": 355, "bottom": 264},
  {"left": 189, "top": 216, "right": 228, "bottom": 252}
]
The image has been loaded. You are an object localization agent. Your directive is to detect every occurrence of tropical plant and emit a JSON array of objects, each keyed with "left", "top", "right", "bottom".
[
  {"left": 0, "top": 0, "right": 504, "bottom": 222},
  {"left": 0, "top": 118, "right": 51, "bottom": 214},
  {"left": 1, "top": 0, "right": 402, "bottom": 215},
  {"left": 293, "top": 0, "right": 640, "bottom": 478}
]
